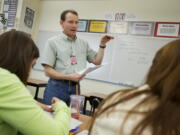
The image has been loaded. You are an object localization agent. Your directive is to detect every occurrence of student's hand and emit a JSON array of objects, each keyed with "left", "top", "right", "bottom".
[
  {"left": 68, "top": 73, "right": 85, "bottom": 82},
  {"left": 37, "top": 101, "right": 53, "bottom": 112},
  {"left": 43, "top": 105, "right": 53, "bottom": 112},
  {"left": 51, "top": 97, "right": 61, "bottom": 104},
  {"left": 100, "top": 35, "right": 114, "bottom": 46}
]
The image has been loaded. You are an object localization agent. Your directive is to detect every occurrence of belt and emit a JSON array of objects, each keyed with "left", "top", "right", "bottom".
[{"left": 60, "top": 80, "right": 78, "bottom": 85}]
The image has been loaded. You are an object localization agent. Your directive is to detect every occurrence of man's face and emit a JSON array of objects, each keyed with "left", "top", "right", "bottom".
[{"left": 61, "top": 12, "right": 78, "bottom": 38}]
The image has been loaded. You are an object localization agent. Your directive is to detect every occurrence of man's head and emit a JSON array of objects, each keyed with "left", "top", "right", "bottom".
[{"left": 60, "top": 10, "right": 78, "bottom": 39}]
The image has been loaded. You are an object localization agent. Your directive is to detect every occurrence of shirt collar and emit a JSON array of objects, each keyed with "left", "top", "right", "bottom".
[{"left": 61, "top": 31, "right": 77, "bottom": 41}]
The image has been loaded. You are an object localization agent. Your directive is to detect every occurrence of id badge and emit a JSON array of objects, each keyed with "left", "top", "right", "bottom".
[{"left": 70, "top": 55, "right": 77, "bottom": 65}]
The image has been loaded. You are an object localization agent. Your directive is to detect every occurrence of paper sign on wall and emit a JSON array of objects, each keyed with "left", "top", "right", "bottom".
[
  {"left": 78, "top": 20, "right": 88, "bottom": 32},
  {"left": 154, "top": 22, "right": 180, "bottom": 38},
  {"left": 89, "top": 20, "right": 107, "bottom": 33},
  {"left": 108, "top": 21, "right": 128, "bottom": 34},
  {"left": 129, "top": 22, "right": 154, "bottom": 36}
]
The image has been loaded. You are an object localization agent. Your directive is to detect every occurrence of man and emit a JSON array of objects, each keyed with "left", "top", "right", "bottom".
[{"left": 42, "top": 10, "right": 113, "bottom": 105}]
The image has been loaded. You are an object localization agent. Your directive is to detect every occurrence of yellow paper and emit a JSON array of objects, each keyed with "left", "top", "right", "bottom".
[{"left": 89, "top": 21, "right": 107, "bottom": 33}]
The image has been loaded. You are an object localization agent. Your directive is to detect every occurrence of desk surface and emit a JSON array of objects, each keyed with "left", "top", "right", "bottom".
[
  {"left": 78, "top": 114, "right": 92, "bottom": 133},
  {"left": 27, "top": 79, "right": 48, "bottom": 86}
]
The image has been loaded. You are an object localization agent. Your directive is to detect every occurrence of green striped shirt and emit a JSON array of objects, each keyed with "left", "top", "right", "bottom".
[{"left": 42, "top": 32, "right": 97, "bottom": 74}]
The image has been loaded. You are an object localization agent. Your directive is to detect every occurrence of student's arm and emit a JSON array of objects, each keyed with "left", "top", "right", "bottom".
[
  {"left": 92, "top": 35, "right": 114, "bottom": 65},
  {"left": 0, "top": 77, "right": 70, "bottom": 135},
  {"left": 43, "top": 64, "right": 85, "bottom": 82}
]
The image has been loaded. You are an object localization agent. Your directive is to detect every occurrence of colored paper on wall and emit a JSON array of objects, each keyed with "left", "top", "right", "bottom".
[
  {"left": 154, "top": 22, "right": 180, "bottom": 38},
  {"left": 129, "top": 22, "right": 154, "bottom": 36},
  {"left": 78, "top": 20, "right": 88, "bottom": 32},
  {"left": 89, "top": 20, "right": 107, "bottom": 33}
]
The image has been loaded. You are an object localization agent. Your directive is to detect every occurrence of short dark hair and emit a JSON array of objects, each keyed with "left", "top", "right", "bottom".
[
  {"left": 0, "top": 29, "right": 39, "bottom": 84},
  {"left": 60, "top": 10, "right": 78, "bottom": 21}
]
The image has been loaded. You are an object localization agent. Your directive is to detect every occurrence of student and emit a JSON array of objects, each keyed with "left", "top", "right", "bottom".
[
  {"left": 42, "top": 9, "right": 114, "bottom": 105},
  {"left": 89, "top": 39, "right": 180, "bottom": 135},
  {"left": 0, "top": 30, "right": 70, "bottom": 135}
]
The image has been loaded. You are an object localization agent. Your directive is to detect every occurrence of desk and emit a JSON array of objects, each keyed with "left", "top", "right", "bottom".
[
  {"left": 81, "top": 92, "right": 107, "bottom": 114},
  {"left": 78, "top": 114, "right": 92, "bottom": 133},
  {"left": 27, "top": 79, "right": 48, "bottom": 99}
]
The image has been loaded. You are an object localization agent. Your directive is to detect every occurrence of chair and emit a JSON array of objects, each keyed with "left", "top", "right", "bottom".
[
  {"left": 27, "top": 79, "right": 47, "bottom": 100},
  {"left": 89, "top": 96, "right": 103, "bottom": 115}
]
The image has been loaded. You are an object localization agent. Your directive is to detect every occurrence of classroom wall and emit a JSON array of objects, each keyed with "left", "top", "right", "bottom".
[
  {"left": 29, "top": 0, "right": 180, "bottom": 97},
  {"left": 38, "top": 0, "right": 180, "bottom": 31}
]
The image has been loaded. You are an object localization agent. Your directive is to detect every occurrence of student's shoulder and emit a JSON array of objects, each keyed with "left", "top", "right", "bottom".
[
  {"left": 0, "top": 68, "right": 24, "bottom": 88},
  {"left": 0, "top": 68, "right": 19, "bottom": 81}
]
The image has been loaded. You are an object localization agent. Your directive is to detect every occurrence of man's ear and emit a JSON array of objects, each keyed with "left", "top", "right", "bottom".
[{"left": 60, "top": 20, "right": 63, "bottom": 26}]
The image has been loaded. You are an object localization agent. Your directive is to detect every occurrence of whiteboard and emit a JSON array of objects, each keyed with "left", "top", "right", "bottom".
[
  {"left": 109, "top": 36, "right": 174, "bottom": 86},
  {"left": 34, "top": 30, "right": 174, "bottom": 86},
  {"left": 77, "top": 33, "right": 113, "bottom": 82}
]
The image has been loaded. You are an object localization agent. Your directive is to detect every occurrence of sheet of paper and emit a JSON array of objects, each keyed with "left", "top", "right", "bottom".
[
  {"left": 70, "top": 118, "right": 82, "bottom": 129},
  {"left": 109, "top": 21, "right": 128, "bottom": 34},
  {"left": 156, "top": 23, "right": 180, "bottom": 37},
  {"left": 130, "top": 22, "right": 154, "bottom": 36},
  {"left": 89, "top": 20, "right": 107, "bottom": 33},
  {"left": 3, "top": 5, "right": 9, "bottom": 11},
  {"left": 77, "top": 65, "right": 102, "bottom": 75},
  {"left": 78, "top": 20, "right": 88, "bottom": 32},
  {"left": 44, "top": 111, "right": 82, "bottom": 130}
]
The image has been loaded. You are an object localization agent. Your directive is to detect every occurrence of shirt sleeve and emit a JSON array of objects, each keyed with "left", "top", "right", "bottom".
[
  {"left": 41, "top": 39, "right": 57, "bottom": 67},
  {"left": 0, "top": 76, "right": 70, "bottom": 135},
  {"left": 86, "top": 42, "right": 97, "bottom": 63}
]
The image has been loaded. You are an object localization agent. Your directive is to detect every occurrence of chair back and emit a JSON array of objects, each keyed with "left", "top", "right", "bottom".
[{"left": 89, "top": 96, "right": 103, "bottom": 115}]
